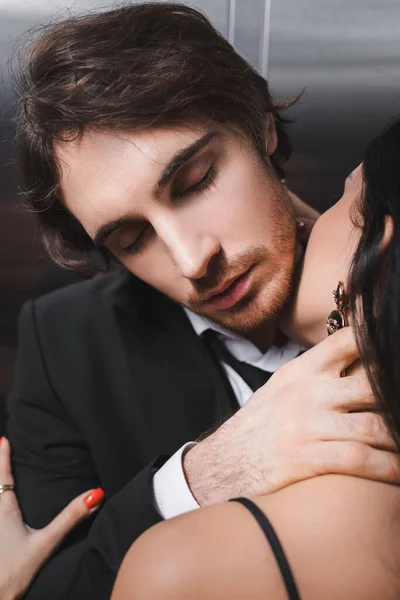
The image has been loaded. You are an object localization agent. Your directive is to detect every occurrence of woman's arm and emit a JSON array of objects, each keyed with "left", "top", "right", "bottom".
[{"left": 112, "top": 474, "right": 400, "bottom": 599}]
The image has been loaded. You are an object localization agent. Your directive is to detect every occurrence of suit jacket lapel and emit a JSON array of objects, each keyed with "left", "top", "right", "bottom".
[{"left": 106, "top": 268, "right": 235, "bottom": 455}]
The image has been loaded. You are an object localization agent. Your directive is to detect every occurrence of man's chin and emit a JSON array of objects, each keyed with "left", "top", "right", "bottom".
[
  {"left": 198, "top": 291, "right": 280, "bottom": 336},
  {"left": 185, "top": 254, "right": 295, "bottom": 337}
]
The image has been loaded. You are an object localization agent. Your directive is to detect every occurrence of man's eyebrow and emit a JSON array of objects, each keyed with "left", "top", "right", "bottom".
[
  {"left": 153, "top": 130, "right": 218, "bottom": 195},
  {"left": 92, "top": 130, "right": 218, "bottom": 248},
  {"left": 93, "top": 217, "right": 133, "bottom": 248}
]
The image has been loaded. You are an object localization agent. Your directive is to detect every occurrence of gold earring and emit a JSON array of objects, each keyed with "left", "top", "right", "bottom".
[{"left": 326, "top": 281, "right": 347, "bottom": 335}]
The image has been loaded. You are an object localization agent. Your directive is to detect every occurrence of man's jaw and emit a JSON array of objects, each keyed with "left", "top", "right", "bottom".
[{"left": 191, "top": 257, "right": 295, "bottom": 348}]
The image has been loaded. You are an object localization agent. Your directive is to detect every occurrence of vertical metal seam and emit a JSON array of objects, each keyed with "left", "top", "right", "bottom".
[
  {"left": 227, "top": 0, "right": 236, "bottom": 44},
  {"left": 259, "top": 0, "right": 272, "bottom": 78}
]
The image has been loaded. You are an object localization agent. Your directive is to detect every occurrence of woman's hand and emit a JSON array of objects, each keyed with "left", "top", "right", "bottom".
[{"left": 0, "top": 436, "right": 104, "bottom": 600}]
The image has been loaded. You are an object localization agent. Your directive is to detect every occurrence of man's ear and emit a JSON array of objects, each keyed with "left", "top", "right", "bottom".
[{"left": 265, "top": 115, "right": 278, "bottom": 157}]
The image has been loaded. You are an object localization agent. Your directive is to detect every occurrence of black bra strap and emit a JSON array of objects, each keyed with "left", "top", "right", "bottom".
[{"left": 231, "top": 497, "right": 301, "bottom": 600}]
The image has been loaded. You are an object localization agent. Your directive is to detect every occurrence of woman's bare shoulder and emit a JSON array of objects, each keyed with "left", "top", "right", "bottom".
[
  {"left": 111, "top": 500, "right": 289, "bottom": 599},
  {"left": 112, "top": 476, "right": 400, "bottom": 600},
  {"left": 255, "top": 474, "right": 400, "bottom": 599}
]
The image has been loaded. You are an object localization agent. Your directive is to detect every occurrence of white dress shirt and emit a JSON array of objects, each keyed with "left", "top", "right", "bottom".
[{"left": 153, "top": 308, "right": 303, "bottom": 519}]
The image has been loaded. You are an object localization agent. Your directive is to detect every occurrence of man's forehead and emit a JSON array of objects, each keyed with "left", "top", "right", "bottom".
[{"left": 55, "top": 124, "right": 214, "bottom": 168}]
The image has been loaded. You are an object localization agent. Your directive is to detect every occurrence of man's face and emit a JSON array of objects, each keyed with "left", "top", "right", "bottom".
[{"left": 56, "top": 125, "right": 297, "bottom": 335}]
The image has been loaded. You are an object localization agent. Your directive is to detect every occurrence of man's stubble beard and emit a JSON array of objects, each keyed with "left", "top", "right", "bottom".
[
  {"left": 199, "top": 183, "right": 297, "bottom": 336},
  {"left": 202, "top": 249, "right": 296, "bottom": 336},
  {"left": 184, "top": 171, "right": 297, "bottom": 337},
  {"left": 191, "top": 217, "right": 297, "bottom": 337}
]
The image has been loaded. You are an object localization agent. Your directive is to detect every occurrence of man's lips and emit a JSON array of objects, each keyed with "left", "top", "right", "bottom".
[
  {"left": 205, "top": 269, "right": 249, "bottom": 301},
  {"left": 204, "top": 266, "right": 254, "bottom": 310}
]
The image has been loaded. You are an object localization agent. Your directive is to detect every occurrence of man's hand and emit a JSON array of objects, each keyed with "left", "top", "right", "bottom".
[{"left": 184, "top": 327, "right": 399, "bottom": 506}]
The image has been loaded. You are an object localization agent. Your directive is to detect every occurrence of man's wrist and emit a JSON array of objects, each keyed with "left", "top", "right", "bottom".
[
  {"left": 153, "top": 442, "right": 200, "bottom": 519},
  {"left": 182, "top": 442, "right": 206, "bottom": 505},
  {"left": 183, "top": 436, "right": 230, "bottom": 506}
]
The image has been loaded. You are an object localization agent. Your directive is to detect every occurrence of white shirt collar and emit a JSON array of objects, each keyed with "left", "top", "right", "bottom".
[
  {"left": 183, "top": 307, "right": 243, "bottom": 340},
  {"left": 183, "top": 307, "right": 303, "bottom": 372}
]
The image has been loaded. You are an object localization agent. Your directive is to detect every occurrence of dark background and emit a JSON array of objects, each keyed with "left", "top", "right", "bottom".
[{"left": 1, "top": 0, "right": 399, "bottom": 434}]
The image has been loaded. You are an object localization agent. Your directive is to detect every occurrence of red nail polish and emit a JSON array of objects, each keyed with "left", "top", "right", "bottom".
[{"left": 84, "top": 488, "right": 105, "bottom": 509}]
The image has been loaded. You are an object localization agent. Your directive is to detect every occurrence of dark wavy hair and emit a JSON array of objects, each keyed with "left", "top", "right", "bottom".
[
  {"left": 350, "top": 118, "right": 400, "bottom": 449},
  {"left": 15, "top": 1, "right": 295, "bottom": 273}
]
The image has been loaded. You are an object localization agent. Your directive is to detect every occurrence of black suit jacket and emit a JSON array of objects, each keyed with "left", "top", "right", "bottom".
[{"left": 7, "top": 267, "right": 235, "bottom": 599}]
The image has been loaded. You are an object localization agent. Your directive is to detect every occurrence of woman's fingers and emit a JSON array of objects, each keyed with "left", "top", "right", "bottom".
[
  {"left": 0, "top": 437, "right": 14, "bottom": 485},
  {"left": 0, "top": 437, "right": 19, "bottom": 513},
  {"left": 36, "top": 488, "right": 105, "bottom": 560},
  {"left": 0, "top": 435, "right": 105, "bottom": 593}
]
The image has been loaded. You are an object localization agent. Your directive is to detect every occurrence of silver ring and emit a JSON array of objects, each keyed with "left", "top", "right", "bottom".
[{"left": 0, "top": 484, "right": 15, "bottom": 495}]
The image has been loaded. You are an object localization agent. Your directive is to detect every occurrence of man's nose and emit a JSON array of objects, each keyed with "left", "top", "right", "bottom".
[{"left": 156, "top": 217, "right": 220, "bottom": 280}]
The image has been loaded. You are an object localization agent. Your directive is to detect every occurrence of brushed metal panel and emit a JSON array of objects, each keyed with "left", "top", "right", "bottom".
[{"left": 268, "top": 0, "right": 400, "bottom": 211}]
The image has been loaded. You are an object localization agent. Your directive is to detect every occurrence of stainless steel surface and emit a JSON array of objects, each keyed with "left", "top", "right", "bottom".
[
  {"left": 268, "top": 0, "right": 400, "bottom": 209},
  {"left": 259, "top": 0, "right": 271, "bottom": 78}
]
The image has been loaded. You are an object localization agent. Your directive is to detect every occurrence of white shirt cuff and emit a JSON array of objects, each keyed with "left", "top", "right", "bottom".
[{"left": 153, "top": 442, "right": 200, "bottom": 519}]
